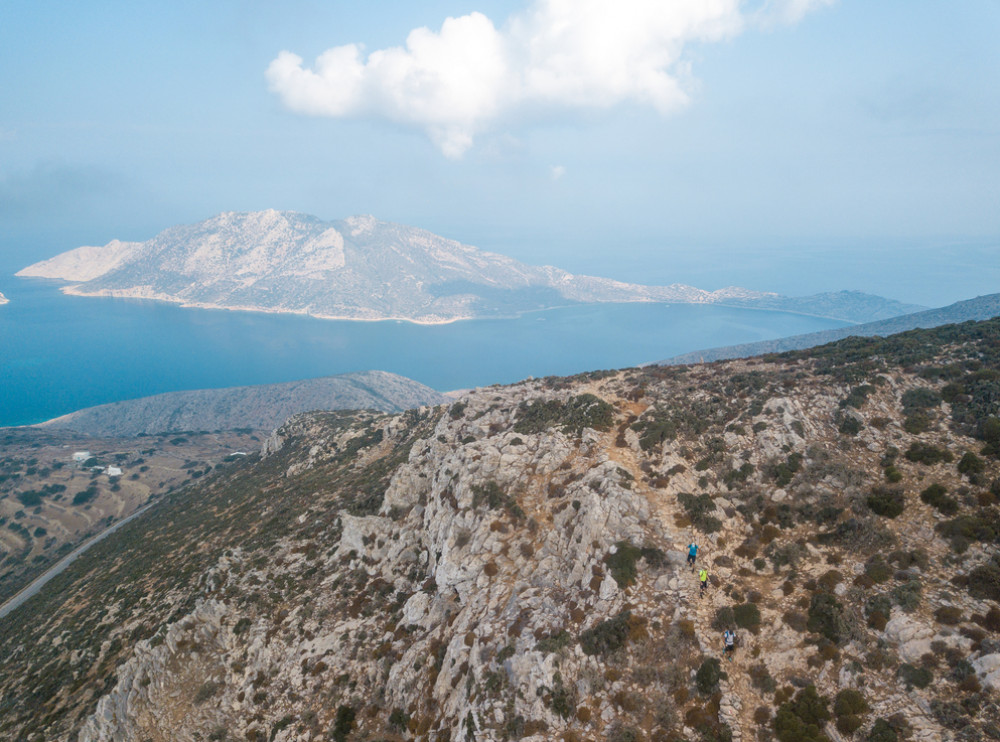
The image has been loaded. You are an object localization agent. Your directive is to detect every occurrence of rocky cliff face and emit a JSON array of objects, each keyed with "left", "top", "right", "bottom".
[
  {"left": 38, "top": 370, "right": 448, "bottom": 437},
  {"left": 16, "top": 210, "right": 921, "bottom": 323},
  {"left": 3, "top": 319, "right": 1000, "bottom": 742}
]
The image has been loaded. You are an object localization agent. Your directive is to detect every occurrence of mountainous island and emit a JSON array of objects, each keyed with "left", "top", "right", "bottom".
[
  {"left": 17, "top": 210, "right": 922, "bottom": 324},
  {"left": 38, "top": 370, "right": 448, "bottom": 438},
  {"left": 3, "top": 317, "right": 1000, "bottom": 741}
]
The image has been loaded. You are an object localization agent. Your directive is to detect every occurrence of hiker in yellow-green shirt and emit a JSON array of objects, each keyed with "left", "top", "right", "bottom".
[{"left": 699, "top": 568, "right": 708, "bottom": 596}]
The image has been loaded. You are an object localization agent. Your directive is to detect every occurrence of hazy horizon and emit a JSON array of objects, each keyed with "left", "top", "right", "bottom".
[{"left": 2, "top": 0, "right": 997, "bottom": 312}]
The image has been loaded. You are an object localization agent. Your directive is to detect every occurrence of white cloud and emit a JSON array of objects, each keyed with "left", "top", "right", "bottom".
[
  {"left": 754, "top": 0, "right": 836, "bottom": 25},
  {"left": 267, "top": 0, "right": 832, "bottom": 157},
  {"left": 550, "top": 165, "right": 566, "bottom": 180}
]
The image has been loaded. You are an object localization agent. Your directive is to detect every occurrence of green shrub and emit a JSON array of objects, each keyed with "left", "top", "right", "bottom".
[
  {"left": 904, "top": 443, "right": 954, "bottom": 466},
  {"left": 867, "top": 719, "right": 899, "bottom": 742},
  {"left": 807, "top": 592, "right": 848, "bottom": 644},
  {"left": 937, "top": 509, "right": 1000, "bottom": 550},
  {"left": 16, "top": 491, "right": 42, "bottom": 507},
  {"left": 891, "top": 580, "right": 922, "bottom": 612},
  {"left": 773, "top": 685, "right": 830, "bottom": 742},
  {"left": 836, "top": 715, "right": 864, "bottom": 735},
  {"left": 606, "top": 723, "right": 642, "bottom": 742},
  {"left": 981, "top": 416, "right": 1000, "bottom": 455},
  {"left": 534, "top": 630, "right": 571, "bottom": 655},
  {"left": 884, "top": 466, "right": 903, "bottom": 483},
  {"left": 958, "top": 452, "right": 985, "bottom": 477},
  {"left": 968, "top": 563, "right": 1000, "bottom": 602},
  {"left": 865, "top": 594, "right": 891, "bottom": 620},
  {"left": 580, "top": 611, "right": 632, "bottom": 657},
  {"left": 270, "top": 715, "right": 293, "bottom": 741},
  {"left": 898, "top": 663, "right": 932, "bottom": 689},
  {"left": 734, "top": 603, "right": 761, "bottom": 631},
  {"left": 902, "top": 388, "right": 942, "bottom": 411},
  {"left": 712, "top": 606, "right": 736, "bottom": 631},
  {"left": 934, "top": 606, "right": 963, "bottom": 625},
  {"left": 748, "top": 663, "right": 776, "bottom": 694},
  {"left": 331, "top": 705, "right": 356, "bottom": 742},
  {"left": 903, "top": 413, "right": 932, "bottom": 434},
  {"left": 514, "top": 394, "right": 614, "bottom": 435},
  {"left": 389, "top": 709, "right": 409, "bottom": 731},
  {"left": 695, "top": 657, "right": 726, "bottom": 696},
  {"left": 867, "top": 486, "right": 905, "bottom": 518},
  {"left": 547, "top": 671, "right": 576, "bottom": 719},
  {"left": 678, "top": 492, "right": 723, "bottom": 533},
  {"left": 834, "top": 688, "right": 869, "bottom": 718},
  {"left": 839, "top": 416, "right": 863, "bottom": 436},
  {"left": 865, "top": 556, "right": 892, "bottom": 584},
  {"left": 605, "top": 541, "right": 643, "bottom": 588},
  {"left": 841, "top": 385, "right": 875, "bottom": 409},
  {"left": 724, "top": 462, "right": 755, "bottom": 489},
  {"left": 920, "top": 483, "right": 959, "bottom": 516}
]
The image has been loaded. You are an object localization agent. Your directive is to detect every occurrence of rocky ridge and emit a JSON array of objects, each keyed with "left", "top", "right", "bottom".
[
  {"left": 37, "top": 370, "right": 448, "bottom": 437},
  {"left": 2, "top": 319, "right": 1000, "bottom": 741},
  {"left": 16, "top": 210, "right": 922, "bottom": 324},
  {"left": 660, "top": 293, "right": 1000, "bottom": 366}
]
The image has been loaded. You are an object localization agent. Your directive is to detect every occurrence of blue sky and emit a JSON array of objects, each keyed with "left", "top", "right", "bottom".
[{"left": 1, "top": 0, "right": 998, "bottom": 305}]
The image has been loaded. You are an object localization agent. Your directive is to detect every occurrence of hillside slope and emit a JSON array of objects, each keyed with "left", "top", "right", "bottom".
[
  {"left": 17, "top": 210, "right": 922, "bottom": 324},
  {"left": 0, "top": 427, "right": 263, "bottom": 606},
  {"left": 37, "top": 370, "right": 448, "bottom": 437},
  {"left": 3, "top": 320, "right": 1000, "bottom": 741},
  {"left": 661, "top": 292, "right": 1000, "bottom": 365}
]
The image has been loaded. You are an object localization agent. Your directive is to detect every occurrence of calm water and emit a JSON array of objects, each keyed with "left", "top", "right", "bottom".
[{"left": 0, "top": 279, "right": 847, "bottom": 427}]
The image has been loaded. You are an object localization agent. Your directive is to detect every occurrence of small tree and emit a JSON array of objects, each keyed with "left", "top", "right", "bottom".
[{"left": 774, "top": 685, "right": 831, "bottom": 742}]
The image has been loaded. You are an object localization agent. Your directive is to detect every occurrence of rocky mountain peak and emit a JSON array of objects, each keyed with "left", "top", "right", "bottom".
[{"left": 3, "top": 318, "right": 1000, "bottom": 741}]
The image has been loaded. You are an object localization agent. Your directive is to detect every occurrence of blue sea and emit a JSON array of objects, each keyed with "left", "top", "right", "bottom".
[{"left": 0, "top": 279, "right": 847, "bottom": 428}]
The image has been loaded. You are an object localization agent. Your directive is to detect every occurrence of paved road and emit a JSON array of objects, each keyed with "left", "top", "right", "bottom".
[{"left": 0, "top": 500, "right": 158, "bottom": 620}]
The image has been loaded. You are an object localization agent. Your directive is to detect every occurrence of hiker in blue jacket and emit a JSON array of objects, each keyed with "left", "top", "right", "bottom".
[{"left": 687, "top": 542, "right": 698, "bottom": 569}]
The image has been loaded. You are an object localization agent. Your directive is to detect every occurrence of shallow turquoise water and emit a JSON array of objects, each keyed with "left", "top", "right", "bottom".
[{"left": 0, "top": 280, "right": 846, "bottom": 427}]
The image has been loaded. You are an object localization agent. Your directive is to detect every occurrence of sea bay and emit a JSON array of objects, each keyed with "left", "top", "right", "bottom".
[{"left": 0, "top": 279, "right": 847, "bottom": 428}]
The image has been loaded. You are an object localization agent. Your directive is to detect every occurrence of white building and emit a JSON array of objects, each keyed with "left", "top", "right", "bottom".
[
  {"left": 72, "top": 451, "right": 91, "bottom": 462},
  {"left": 107, "top": 466, "right": 123, "bottom": 477}
]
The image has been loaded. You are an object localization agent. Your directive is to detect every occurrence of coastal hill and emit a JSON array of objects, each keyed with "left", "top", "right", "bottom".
[
  {"left": 37, "top": 370, "right": 448, "bottom": 437},
  {"left": 0, "top": 371, "right": 444, "bottom": 614},
  {"left": 3, "top": 317, "right": 1000, "bottom": 741},
  {"left": 0, "top": 426, "right": 262, "bottom": 607},
  {"left": 659, "top": 292, "right": 1000, "bottom": 365},
  {"left": 17, "top": 210, "right": 922, "bottom": 324}
]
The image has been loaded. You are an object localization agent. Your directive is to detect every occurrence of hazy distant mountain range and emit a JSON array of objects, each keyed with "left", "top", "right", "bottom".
[
  {"left": 36, "top": 370, "right": 447, "bottom": 437},
  {"left": 17, "top": 210, "right": 922, "bottom": 324},
  {"left": 659, "top": 292, "right": 1000, "bottom": 365}
]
